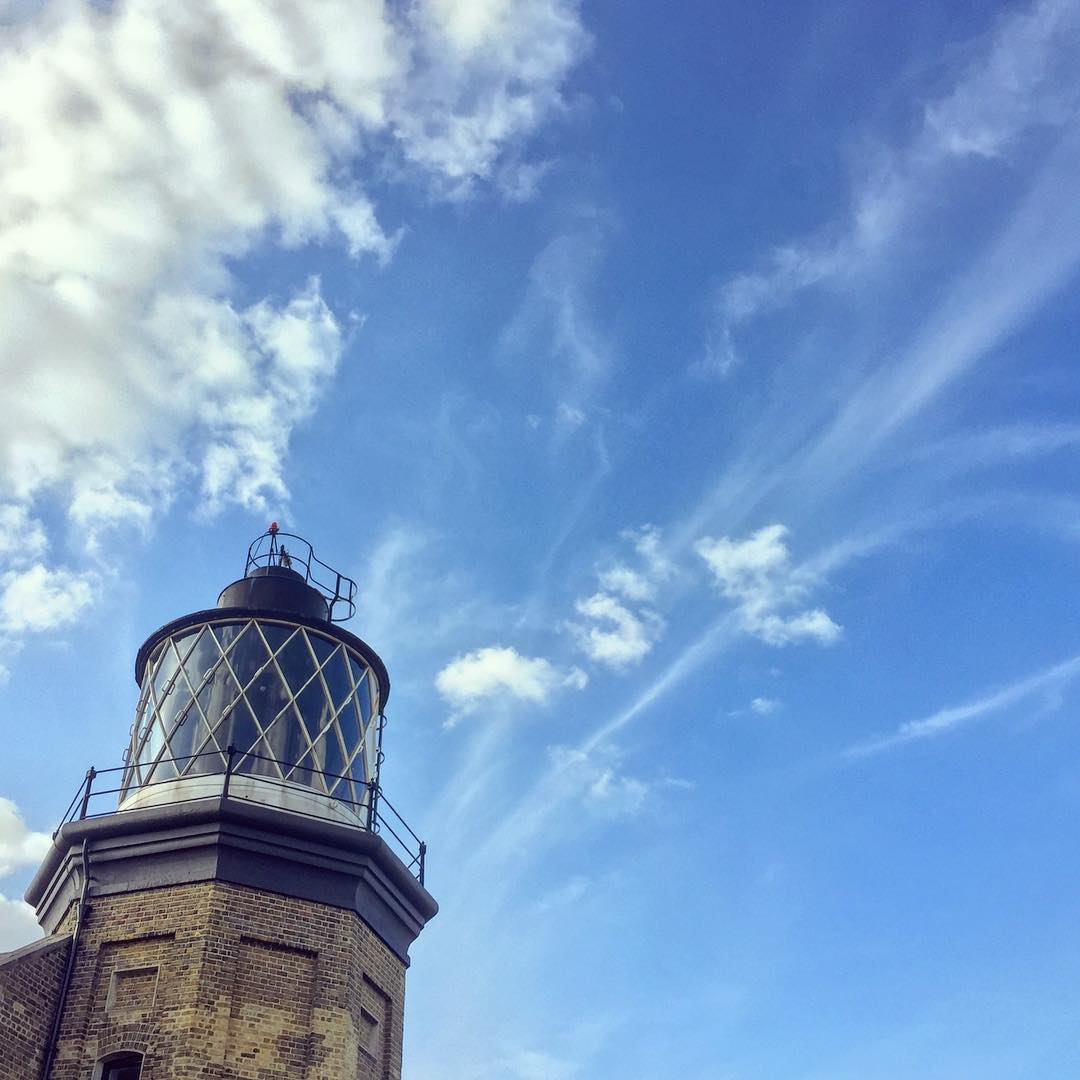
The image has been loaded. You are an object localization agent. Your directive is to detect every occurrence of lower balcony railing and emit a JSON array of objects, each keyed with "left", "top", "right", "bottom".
[{"left": 53, "top": 747, "right": 427, "bottom": 886}]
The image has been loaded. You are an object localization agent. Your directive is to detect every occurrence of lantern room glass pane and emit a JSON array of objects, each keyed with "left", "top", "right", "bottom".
[
  {"left": 320, "top": 650, "right": 352, "bottom": 712},
  {"left": 180, "top": 628, "right": 221, "bottom": 692},
  {"left": 132, "top": 697, "right": 154, "bottom": 760},
  {"left": 239, "top": 735, "right": 280, "bottom": 778},
  {"left": 349, "top": 747, "right": 368, "bottom": 787},
  {"left": 150, "top": 644, "right": 180, "bottom": 709},
  {"left": 337, "top": 699, "right": 361, "bottom": 760},
  {"left": 287, "top": 750, "right": 317, "bottom": 787},
  {"left": 155, "top": 674, "right": 193, "bottom": 749},
  {"left": 258, "top": 622, "right": 293, "bottom": 655},
  {"left": 292, "top": 677, "right": 331, "bottom": 744},
  {"left": 350, "top": 659, "right": 373, "bottom": 724},
  {"left": 196, "top": 664, "right": 241, "bottom": 728},
  {"left": 137, "top": 715, "right": 165, "bottom": 774},
  {"left": 145, "top": 754, "right": 178, "bottom": 785},
  {"left": 228, "top": 625, "right": 271, "bottom": 692},
  {"left": 170, "top": 627, "right": 202, "bottom": 666},
  {"left": 307, "top": 632, "right": 337, "bottom": 669},
  {"left": 274, "top": 631, "right": 315, "bottom": 695},
  {"left": 213, "top": 621, "right": 250, "bottom": 657},
  {"left": 214, "top": 700, "right": 261, "bottom": 766},
  {"left": 242, "top": 667, "right": 290, "bottom": 733},
  {"left": 264, "top": 708, "right": 308, "bottom": 772},
  {"left": 166, "top": 712, "right": 202, "bottom": 770},
  {"left": 313, "top": 728, "right": 346, "bottom": 788},
  {"left": 368, "top": 669, "right": 380, "bottom": 713}
]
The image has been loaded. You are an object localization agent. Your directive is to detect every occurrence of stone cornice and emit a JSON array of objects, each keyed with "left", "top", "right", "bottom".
[{"left": 26, "top": 798, "right": 437, "bottom": 965}]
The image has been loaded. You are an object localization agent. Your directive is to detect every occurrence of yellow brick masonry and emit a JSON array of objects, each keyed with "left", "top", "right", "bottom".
[
  {"left": 0, "top": 935, "right": 71, "bottom": 1080},
  {"left": 43, "top": 881, "right": 406, "bottom": 1080}
]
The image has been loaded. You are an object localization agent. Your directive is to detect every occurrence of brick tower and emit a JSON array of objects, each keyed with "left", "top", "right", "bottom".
[{"left": 0, "top": 527, "right": 436, "bottom": 1080}]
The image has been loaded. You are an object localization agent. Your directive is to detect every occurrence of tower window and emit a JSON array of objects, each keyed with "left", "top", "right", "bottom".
[{"left": 98, "top": 1052, "right": 143, "bottom": 1080}]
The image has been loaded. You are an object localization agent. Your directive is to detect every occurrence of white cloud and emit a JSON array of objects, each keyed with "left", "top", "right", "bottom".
[
  {"left": 0, "top": 0, "right": 586, "bottom": 657},
  {"left": 0, "top": 894, "right": 41, "bottom": 953},
  {"left": 595, "top": 525, "right": 674, "bottom": 603},
  {"left": 570, "top": 592, "right": 663, "bottom": 669},
  {"left": 848, "top": 652, "right": 1080, "bottom": 757},
  {"left": 750, "top": 696, "right": 780, "bottom": 715},
  {"left": 0, "top": 797, "right": 51, "bottom": 878},
  {"left": 596, "top": 564, "right": 654, "bottom": 602},
  {"left": 0, "top": 564, "right": 96, "bottom": 634},
  {"left": 0, "top": 505, "right": 46, "bottom": 562},
  {"left": 570, "top": 525, "right": 672, "bottom": 668},
  {"left": 436, "top": 646, "right": 587, "bottom": 720},
  {"left": 697, "top": 522, "right": 789, "bottom": 581},
  {"left": 627, "top": 524, "right": 674, "bottom": 582},
  {"left": 695, "top": 524, "right": 841, "bottom": 646},
  {"left": 392, "top": 0, "right": 589, "bottom": 195}
]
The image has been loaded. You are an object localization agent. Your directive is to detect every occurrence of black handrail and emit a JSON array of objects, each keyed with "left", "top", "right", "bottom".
[
  {"left": 55, "top": 748, "right": 427, "bottom": 886},
  {"left": 245, "top": 526, "right": 357, "bottom": 622}
]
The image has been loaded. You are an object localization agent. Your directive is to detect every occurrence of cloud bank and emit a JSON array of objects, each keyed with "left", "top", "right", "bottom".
[
  {"left": 0, "top": 796, "right": 51, "bottom": 878},
  {"left": 0, "top": 0, "right": 587, "bottom": 644}
]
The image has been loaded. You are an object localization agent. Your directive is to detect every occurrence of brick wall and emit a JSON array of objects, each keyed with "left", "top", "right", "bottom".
[
  {"left": 0, "top": 934, "right": 71, "bottom": 1080},
  {"left": 45, "top": 882, "right": 407, "bottom": 1080}
]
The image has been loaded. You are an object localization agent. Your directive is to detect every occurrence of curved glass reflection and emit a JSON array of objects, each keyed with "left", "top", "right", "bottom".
[{"left": 120, "top": 618, "right": 381, "bottom": 808}]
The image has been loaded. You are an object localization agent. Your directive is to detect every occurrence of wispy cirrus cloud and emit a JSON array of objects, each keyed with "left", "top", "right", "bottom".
[
  {"left": 501, "top": 219, "right": 614, "bottom": 429},
  {"left": 701, "top": 0, "right": 1080, "bottom": 377},
  {"left": 547, "top": 746, "right": 657, "bottom": 818},
  {"left": 848, "top": 652, "right": 1080, "bottom": 758}
]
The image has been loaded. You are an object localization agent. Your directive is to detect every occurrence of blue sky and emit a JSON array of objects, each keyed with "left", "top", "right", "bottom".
[{"left": 2, "top": 1, "right": 1080, "bottom": 1077}]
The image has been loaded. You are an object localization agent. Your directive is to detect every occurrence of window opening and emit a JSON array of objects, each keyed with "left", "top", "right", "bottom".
[{"left": 99, "top": 1051, "right": 143, "bottom": 1080}]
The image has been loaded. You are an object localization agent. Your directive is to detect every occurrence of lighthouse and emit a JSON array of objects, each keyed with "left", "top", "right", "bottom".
[{"left": 0, "top": 527, "right": 436, "bottom": 1080}]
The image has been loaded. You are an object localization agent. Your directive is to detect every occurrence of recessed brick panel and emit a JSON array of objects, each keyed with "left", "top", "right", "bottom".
[{"left": 226, "top": 938, "right": 316, "bottom": 1076}]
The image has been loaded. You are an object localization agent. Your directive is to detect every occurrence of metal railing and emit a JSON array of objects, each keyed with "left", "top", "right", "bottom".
[
  {"left": 245, "top": 527, "right": 358, "bottom": 622},
  {"left": 54, "top": 747, "right": 427, "bottom": 886}
]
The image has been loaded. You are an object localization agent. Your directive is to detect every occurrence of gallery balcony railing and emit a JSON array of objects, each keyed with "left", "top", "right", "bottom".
[
  {"left": 245, "top": 526, "right": 358, "bottom": 622},
  {"left": 53, "top": 747, "right": 427, "bottom": 886}
]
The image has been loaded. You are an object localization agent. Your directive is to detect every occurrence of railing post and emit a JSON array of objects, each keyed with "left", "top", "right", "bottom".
[
  {"left": 78, "top": 768, "right": 96, "bottom": 820},
  {"left": 222, "top": 745, "right": 237, "bottom": 801},
  {"left": 366, "top": 780, "right": 379, "bottom": 833},
  {"left": 419, "top": 841, "right": 426, "bottom": 887}
]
